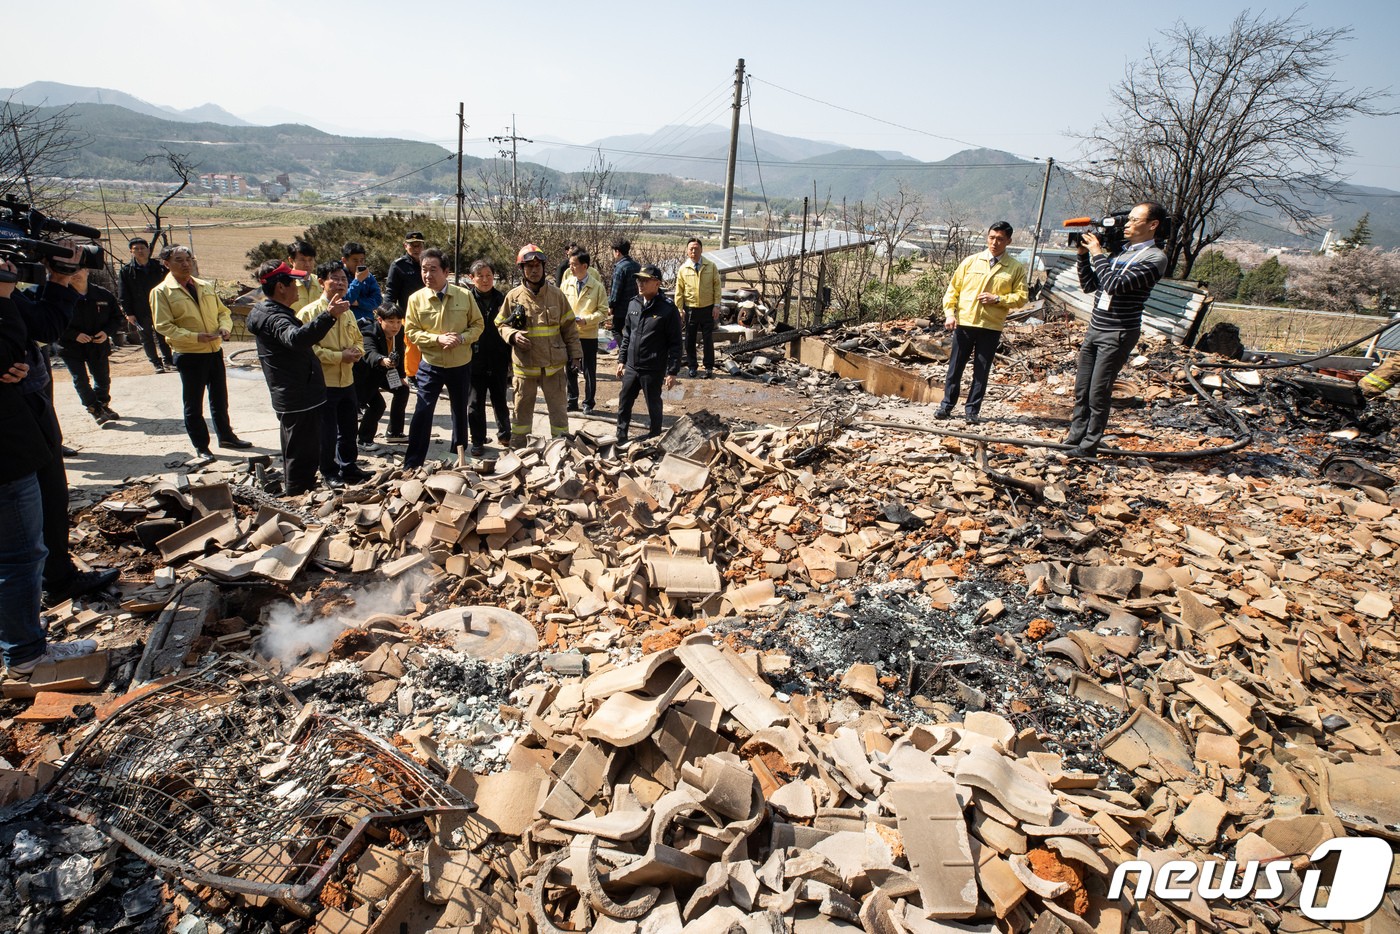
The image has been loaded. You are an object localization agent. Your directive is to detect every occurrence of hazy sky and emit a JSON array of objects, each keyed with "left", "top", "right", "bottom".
[{"left": 5, "top": 0, "right": 1398, "bottom": 190}]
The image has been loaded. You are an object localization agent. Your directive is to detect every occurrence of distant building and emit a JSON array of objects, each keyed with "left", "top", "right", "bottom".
[{"left": 199, "top": 173, "right": 248, "bottom": 197}]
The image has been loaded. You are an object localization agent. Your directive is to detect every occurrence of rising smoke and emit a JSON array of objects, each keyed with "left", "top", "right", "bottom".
[{"left": 257, "top": 571, "right": 427, "bottom": 666}]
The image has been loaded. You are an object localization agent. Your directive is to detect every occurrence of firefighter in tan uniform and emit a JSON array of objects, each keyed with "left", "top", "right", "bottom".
[{"left": 496, "top": 245, "right": 582, "bottom": 447}]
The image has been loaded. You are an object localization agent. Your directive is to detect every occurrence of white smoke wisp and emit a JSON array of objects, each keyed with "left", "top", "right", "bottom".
[{"left": 256, "top": 570, "right": 429, "bottom": 667}]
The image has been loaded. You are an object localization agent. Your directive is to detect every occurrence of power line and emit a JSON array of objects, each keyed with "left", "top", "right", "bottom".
[
  {"left": 744, "top": 76, "right": 769, "bottom": 212},
  {"left": 525, "top": 137, "right": 1030, "bottom": 170},
  {"left": 750, "top": 76, "right": 1035, "bottom": 161}
]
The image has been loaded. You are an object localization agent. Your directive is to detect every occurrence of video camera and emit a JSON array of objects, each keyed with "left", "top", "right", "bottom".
[
  {"left": 0, "top": 197, "right": 105, "bottom": 285},
  {"left": 1063, "top": 211, "right": 1130, "bottom": 254}
]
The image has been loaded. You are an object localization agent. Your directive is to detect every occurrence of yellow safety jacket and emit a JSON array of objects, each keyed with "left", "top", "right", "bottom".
[
  {"left": 290, "top": 274, "right": 322, "bottom": 312},
  {"left": 942, "top": 251, "right": 1028, "bottom": 331},
  {"left": 674, "top": 257, "right": 722, "bottom": 312},
  {"left": 151, "top": 273, "right": 233, "bottom": 354},
  {"left": 560, "top": 271, "right": 610, "bottom": 339},
  {"left": 299, "top": 295, "right": 364, "bottom": 388},
  {"left": 497, "top": 282, "right": 582, "bottom": 378},
  {"left": 405, "top": 284, "right": 484, "bottom": 369}
]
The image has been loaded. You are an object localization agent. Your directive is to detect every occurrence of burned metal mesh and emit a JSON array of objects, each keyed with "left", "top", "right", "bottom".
[{"left": 45, "top": 656, "right": 472, "bottom": 900}]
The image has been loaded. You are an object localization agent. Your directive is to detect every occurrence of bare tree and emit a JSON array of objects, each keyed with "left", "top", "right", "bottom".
[
  {"left": 871, "top": 182, "right": 925, "bottom": 285},
  {"left": 0, "top": 98, "right": 84, "bottom": 213},
  {"left": 1076, "top": 11, "right": 1393, "bottom": 277},
  {"left": 472, "top": 157, "right": 639, "bottom": 285},
  {"left": 825, "top": 200, "right": 878, "bottom": 321},
  {"left": 140, "top": 148, "right": 199, "bottom": 250}
]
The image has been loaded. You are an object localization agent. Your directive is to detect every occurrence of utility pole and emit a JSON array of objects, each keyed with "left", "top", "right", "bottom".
[
  {"left": 795, "top": 195, "right": 809, "bottom": 323},
  {"left": 490, "top": 115, "right": 533, "bottom": 228},
  {"left": 720, "top": 58, "right": 745, "bottom": 249},
  {"left": 1028, "top": 157, "right": 1053, "bottom": 295},
  {"left": 455, "top": 102, "right": 466, "bottom": 279}
]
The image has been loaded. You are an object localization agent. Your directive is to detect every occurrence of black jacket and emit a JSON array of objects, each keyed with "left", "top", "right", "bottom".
[
  {"left": 619, "top": 293, "right": 682, "bottom": 376},
  {"left": 0, "top": 295, "right": 54, "bottom": 481},
  {"left": 355, "top": 317, "right": 407, "bottom": 392},
  {"left": 118, "top": 258, "right": 166, "bottom": 322},
  {"left": 467, "top": 285, "right": 510, "bottom": 377},
  {"left": 385, "top": 254, "right": 423, "bottom": 314},
  {"left": 58, "top": 285, "right": 122, "bottom": 354},
  {"left": 245, "top": 298, "right": 338, "bottom": 414}
]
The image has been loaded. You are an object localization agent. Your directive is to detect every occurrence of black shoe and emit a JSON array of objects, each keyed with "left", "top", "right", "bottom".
[
  {"left": 1067, "top": 445, "right": 1098, "bottom": 460},
  {"left": 468, "top": 444, "right": 485, "bottom": 457},
  {"left": 102, "top": 404, "right": 120, "bottom": 421},
  {"left": 581, "top": 405, "right": 594, "bottom": 416},
  {"left": 383, "top": 433, "right": 409, "bottom": 444},
  {"left": 963, "top": 411, "right": 980, "bottom": 426},
  {"left": 45, "top": 567, "right": 120, "bottom": 605},
  {"left": 219, "top": 437, "right": 254, "bottom": 450},
  {"left": 686, "top": 368, "right": 699, "bottom": 378},
  {"left": 152, "top": 363, "right": 167, "bottom": 374},
  {"left": 934, "top": 406, "right": 953, "bottom": 419},
  {"left": 60, "top": 444, "right": 80, "bottom": 457},
  {"left": 192, "top": 449, "right": 215, "bottom": 464},
  {"left": 324, "top": 474, "right": 346, "bottom": 489},
  {"left": 341, "top": 466, "right": 373, "bottom": 483},
  {"left": 566, "top": 401, "right": 580, "bottom": 412}
]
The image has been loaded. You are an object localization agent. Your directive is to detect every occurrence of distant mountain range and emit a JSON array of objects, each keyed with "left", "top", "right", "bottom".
[
  {"left": 2, "top": 81, "right": 250, "bottom": 126},
  {"left": 7, "top": 82, "right": 1397, "bottom": 248}
]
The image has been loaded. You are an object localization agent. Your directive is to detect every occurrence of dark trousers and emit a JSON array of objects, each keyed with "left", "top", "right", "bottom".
[
  {"left": 37, "top": 449, "right": 76, "bottom": 588},
  {"left": 172, "top": 351, "right": 234, "bottom": 451},
  {"left": 358, "top": 383, "right": 409, "bottom": 443},
  {"left": 132, "top": 314, "right": 173, "bottom": 368},
  {"left": 58, "top": 346, "right": 112, "bottom": 408},
  {"left": 320, "top": 386, "right": 359, "bottom": 477},
  {"left": 405, "top": 360, "right": 472, "bottom": 468},
  {"left": 278, "top": 407, "right": 323, "bottom": 495},
  {"left": 468, "top": 365, "right": 511, "bottom": 446},
  {"left": 941, "top": 325, "right": 1001, "bottom": 416},
  {"left": 567, "top": 338, "right": 599, "bottom": 408},
  {"left": 0, "top": 472, "right": 47, "bottom": 668},
  {"left": 616, "top": 369, "right": 664, "bottom": 439},
  {"left": 683, "top": 306, "right": 715, "bottom": 371},
  {"left": 1066, "top": 326, "right": 1140, "bottom": 452}
]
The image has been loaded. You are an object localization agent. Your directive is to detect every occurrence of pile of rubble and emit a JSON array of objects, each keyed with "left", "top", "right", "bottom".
[{"left": 3, "top": 322, "right": 1400, "bottom": 932}]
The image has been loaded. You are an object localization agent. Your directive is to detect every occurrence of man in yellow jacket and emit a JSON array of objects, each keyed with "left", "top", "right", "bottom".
[
  {"left": 497, "top": 244, "right": 582, "bottom": 447},
  {"left": 936, "top": 222, "right": 1028, "bottom": 425},
  {"left": 404, "top": 248, "right": 484, "bottom": 468},
  {"left": 299, "top": 262, "right": 369, "bottom": 486},
  {"left": 151, "top": 245, "right": 252, "bottom": 461},
  {"left": 561, "top": 248, "right": 609, "bottom": 415},
  {"left": 287, "top": 240, "right": 322, "bottom": 312},
  {"left": 674, "top": 237, "right": 723, "bottom": 378}
]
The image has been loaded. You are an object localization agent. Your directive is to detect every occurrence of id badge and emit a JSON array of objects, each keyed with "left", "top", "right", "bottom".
[
  {"left": 1095, "top": 291, "right": 1112, "bottom": 311},
  {"left": 386, "top": 368, "right": 403, "bottom": 389}
]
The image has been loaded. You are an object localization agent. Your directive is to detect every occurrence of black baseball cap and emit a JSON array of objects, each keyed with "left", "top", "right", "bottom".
[
  {"left": 635, "top": 265, "right": 662, "bottom": 280},
  {"left": 404, "top": 231, "right": 425, "bottom": 243}
]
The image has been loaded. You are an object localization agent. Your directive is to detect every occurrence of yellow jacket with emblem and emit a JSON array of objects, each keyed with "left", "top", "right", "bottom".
[
  {"left": 151, "top": 273, "right": 233, "bottom": 353},
  {"left": 405, "top": 284, "right": 484, "bottom": 369},
  {"left": 560, "top": 271, "right": 609, "bottom": 339},
  {"left": 1360, "top": 352, "right": 1400, "bottom": 397},
  {"left": 496, "top": 282, "right": 582, "bottom": 377},
  {"left": 299, "top": 295, "right": 364, "bottom": 388},
  {"left": 942, "top": 251, "right": 1028, "bottom": 331},
  {"left": 290, "top": 274, "right": 322, "bottom": 312},
  {"left": 674, "top": 257, "right": 722, "bottom": 313}
]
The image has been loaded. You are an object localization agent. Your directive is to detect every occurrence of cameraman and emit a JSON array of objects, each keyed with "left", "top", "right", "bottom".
[
  {"left": 0, "top": 260, "right": 98, "bottom": 677},
  {"left": 10, "top": 249, "right": 121, "bottom": 607},
  {"left": 1065, "top": 202, "right": 1169, "bottom": 459}
]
